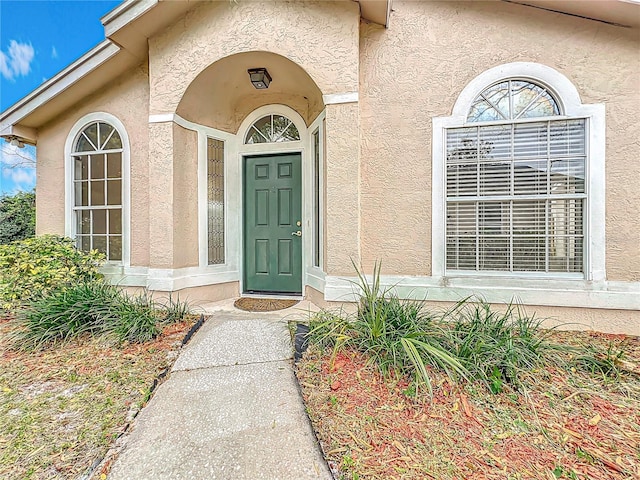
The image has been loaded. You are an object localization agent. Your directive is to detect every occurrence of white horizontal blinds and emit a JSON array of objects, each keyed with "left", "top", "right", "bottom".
[
  {"left": 207, "top": 138, "right": 225, "bottom": 265},
  {"left": 244, "top": 114, "right": 300, "bottom": 144},
  {"left": 73, "top": 122, "right": 123, "bottom": 261},
  {"left": 445, "top": 118, "right": 586, "bottom": 274}
]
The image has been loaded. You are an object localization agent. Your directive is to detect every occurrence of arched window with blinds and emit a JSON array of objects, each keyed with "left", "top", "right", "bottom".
[{"left": 445, "top": 79, "right": 586, "bottom": 274}]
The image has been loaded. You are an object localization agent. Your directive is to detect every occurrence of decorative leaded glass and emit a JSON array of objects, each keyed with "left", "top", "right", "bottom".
[
  {"left": 468, "top": 80, "right": 560, "bottom": 123},
  {"left": 207, "top": 138, "right": 225, "bottom": 265},
  {"left": 244, "top": 114, "right": 300, "bottom": 144}
]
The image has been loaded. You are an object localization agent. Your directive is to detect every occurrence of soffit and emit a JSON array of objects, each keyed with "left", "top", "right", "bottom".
[
  {"left": 0, "top": 42, "right": 139, "bottom": 140},
  {"left": 504, "top": 0, "right": 640, "bottom": 28}
]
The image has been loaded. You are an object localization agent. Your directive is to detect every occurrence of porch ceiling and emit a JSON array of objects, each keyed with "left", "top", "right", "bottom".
[{"left": 177, "top": 51, "right": 324, "bottom": 132}]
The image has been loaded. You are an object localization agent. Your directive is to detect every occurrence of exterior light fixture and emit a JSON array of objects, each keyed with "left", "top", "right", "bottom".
[
  {"left": 5, "top": 136, "right": 25, "bottom": 148},
  {"left": 248, "top": 68, "right": 272, "bottom": 89}
]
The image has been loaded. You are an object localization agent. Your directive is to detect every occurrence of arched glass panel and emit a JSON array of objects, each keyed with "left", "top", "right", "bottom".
[
  {"left": 72, "top": 121, "right": 123, "bottom": 261},
  {"left": 467, "top": 80, "right": 560, "bottom": 123},
  {"left": 244, "top": 114, "right": 300, "bottom": 144}
]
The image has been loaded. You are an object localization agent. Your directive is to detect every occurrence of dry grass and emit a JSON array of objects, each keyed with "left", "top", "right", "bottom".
[
  {"left": 0, "top": 315, "right": 198, "bottom": 479},
  {"left": 297, "top": 330, "right": 640, "bottom": 480}
]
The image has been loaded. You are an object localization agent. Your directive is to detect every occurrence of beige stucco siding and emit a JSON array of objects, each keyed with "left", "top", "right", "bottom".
[
  {"left": 148, "top": 0, "right": 360, "bottom": 116},
  {"left": 36, "top": 63, "right": 150, "bottom": 267},
  {"left": 172, "top": 125, "right": 199, "bottom": 269},
  {"left": 359, "top": 0, "right": 640, "bottom": 281}
]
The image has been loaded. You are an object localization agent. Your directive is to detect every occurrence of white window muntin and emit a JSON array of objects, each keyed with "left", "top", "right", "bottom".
[{"left": 64, "top": 112, "right": 130, "bottom": 266}]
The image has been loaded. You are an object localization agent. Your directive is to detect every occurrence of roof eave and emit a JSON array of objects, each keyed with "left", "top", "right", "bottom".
[{"left": 0, "top": 41, "right": 121, "bottom": 144}]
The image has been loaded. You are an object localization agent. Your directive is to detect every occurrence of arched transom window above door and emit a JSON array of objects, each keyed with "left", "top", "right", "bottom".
[{"left": 244, "top": 114, "right": 300, "bottom": 144}]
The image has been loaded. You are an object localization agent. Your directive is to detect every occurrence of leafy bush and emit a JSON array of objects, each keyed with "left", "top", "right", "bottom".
[
  {"left": 0, "top": 190, "right": 35, "bottom": 244},
  {"left": 15, "top": 281, "right": 160, "bottom": 348},
  {"left": 0, "top": 235, "right": 103, "bottom": 310}
]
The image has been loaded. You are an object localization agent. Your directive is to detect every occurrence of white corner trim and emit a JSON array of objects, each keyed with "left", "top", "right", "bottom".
[
  {"left": 149, "top": 113, "right": 234, "bottom": 140},
  {"left": 324, "top": 275, "right": 640, "bottom": 311},
  {"left": 148, "top": 113, "right": 175, "bottom": 124},
  {"left": 452, "top": 62, "right": 583, "bottom": 118},
  {"left": 0, "top": 41, "right": 120, "bottom": 130},
  {"left": 322, "top": 92, "right": 359, "bottom": 105}
]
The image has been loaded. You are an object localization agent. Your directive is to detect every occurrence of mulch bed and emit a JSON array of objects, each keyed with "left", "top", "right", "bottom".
[{"left": 297, "top": 330, "right": 640, "bottom": 480}]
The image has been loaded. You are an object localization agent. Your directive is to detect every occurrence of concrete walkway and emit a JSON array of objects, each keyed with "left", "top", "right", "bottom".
[{"left": 108, "top": 300, "right": 332, "bottom": 480}]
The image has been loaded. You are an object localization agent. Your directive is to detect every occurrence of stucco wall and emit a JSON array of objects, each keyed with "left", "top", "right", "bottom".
[
  {"left": 36, "top": 63, "right": 150, "bottom": 267},
  {"left": 148, "top": 0, "right": 360, "bottom": 115},
  {"left": 172, "top": 125, "right": 199, "bottom": 269},
  {"left": 359, "top": 0, "right": 640, "bottom": 281}
]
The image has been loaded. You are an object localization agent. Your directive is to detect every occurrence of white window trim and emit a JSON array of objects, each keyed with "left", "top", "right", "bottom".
[
  {"left": 307, "top": 110, "right": 326, "bottom": 292},
  {"left": 433, "top": 62, "right": 606, "bottom": 285},
  {"left": 64, "top": 112, "right": 131, "bottom": 267}
]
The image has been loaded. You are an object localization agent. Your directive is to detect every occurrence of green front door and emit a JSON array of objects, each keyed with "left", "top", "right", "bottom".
[{"left": 244, "top": 153, "right": 302, "bottom": 294}]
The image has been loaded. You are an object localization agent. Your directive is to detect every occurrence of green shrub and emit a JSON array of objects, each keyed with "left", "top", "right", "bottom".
[
  {"left": 444, "top": 298, "right": 562, "bottom": 392},
  {"left": 308, "top": 261, "right": 565, "bottom": 397},
  {"left": 0, "top": 235, "right": 103, "bottom": 310},
  {"left": 0, "top": 190, "right": 35, "bottom": 244},
  {"left": 15, "top": 280, "right": 160, "bottom": 348},
  {"left": 310, "top": 262, "right": 469, "bottom": 396}
]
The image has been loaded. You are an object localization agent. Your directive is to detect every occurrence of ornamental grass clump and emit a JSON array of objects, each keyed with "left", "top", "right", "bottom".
[
  {"left": 310, "top": 262, "right": 469, "bottom": 396},
  {"left": 443, "top": 298, "right": 563, "bottom": 393},
  {"left": 14, "top": 280, "right": 160, "bottom": 348},
  {"left": 308, "top": 262, "right": 570, "bottom": 397}
]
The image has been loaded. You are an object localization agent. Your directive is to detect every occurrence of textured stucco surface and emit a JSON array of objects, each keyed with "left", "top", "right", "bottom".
[
  {"left": 324, "top": 102, "right": 360, "bottom": 275},
  {"left": 35, "top": 63, "right": 150, "bottom": 267},
  {"left": 148, "top": 0, "right": 359, "bottom": 115},
  {"left": 358, "top": 0, "right": 640, "bottom": 281},
  {"left": 172, "top": 125, "right": 199, "bottom": 269}
]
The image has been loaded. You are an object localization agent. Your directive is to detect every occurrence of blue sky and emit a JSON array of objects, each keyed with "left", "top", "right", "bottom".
[{"left": 0, "top": 0, "right": 120, "bottom": 195}]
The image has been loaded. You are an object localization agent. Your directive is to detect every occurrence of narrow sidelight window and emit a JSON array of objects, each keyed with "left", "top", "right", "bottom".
[
  {"left": 312, "top": 128, "right": 321, "bottom": 268},
  {"left": 207, "top": 137, "right": 225, "bottom": 265}
]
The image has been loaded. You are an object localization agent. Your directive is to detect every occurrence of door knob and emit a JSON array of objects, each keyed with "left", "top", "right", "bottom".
[{"left": 292, "top": 230, "right": 302, "bottom": 237}]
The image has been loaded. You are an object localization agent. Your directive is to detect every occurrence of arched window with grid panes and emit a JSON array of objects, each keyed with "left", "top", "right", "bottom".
[
  {"left": 445, "top": 79, "right": 586, "bottom": 275},
  {"left": 71, "top": 120, "right": 124, "bottom": 262}
]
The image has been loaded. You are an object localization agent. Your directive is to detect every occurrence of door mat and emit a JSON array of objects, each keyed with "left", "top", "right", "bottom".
[{"left": 234, "top": 297, "right": 299, "bottom": 312}]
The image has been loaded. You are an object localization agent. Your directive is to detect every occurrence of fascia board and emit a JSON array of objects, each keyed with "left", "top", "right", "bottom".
[
  {"left": 101, "top": 0, "right": 159, "bottom": 37},
  {"left": 0, "top": 41, "right": 121, "bottom": 133}
]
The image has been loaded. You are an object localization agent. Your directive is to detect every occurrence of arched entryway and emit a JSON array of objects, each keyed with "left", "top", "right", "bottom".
[{"left": 172, "top": 52, "right": 326, "bottom": 296}]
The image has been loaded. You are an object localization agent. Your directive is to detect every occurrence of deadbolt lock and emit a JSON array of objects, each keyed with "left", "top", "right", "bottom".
[{"left": 296, "top": 221, "right": 302, "bottom": 227}]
